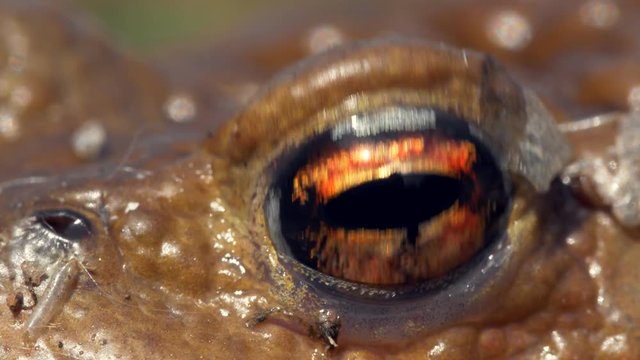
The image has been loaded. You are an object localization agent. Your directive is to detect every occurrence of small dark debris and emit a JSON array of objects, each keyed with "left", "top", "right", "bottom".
[
  {"left": 252, "top": 312, "right": 268, "bottom": 324},
  {"left": 58, "top": 341, "right": 64, "bottom": 349},
  {"left": 100, "top": 339, "right": 108, "bottom": 346},
  {"left": 310, "top": 309, "right": 341, "bottom": 349},
  {"left": 246, "top": 308, "right": 275, "bottom": 327},
  {"left": 124, "top": 294, "right": 131, "bottom": 301},
  {"left": 21, "top": 262, "right": 48, "bottom": 287},
  {"left": 27, "top": 274, "right": 48, "bottom": 287},
  {"left": 6, "top": 292, "right": 24, "bottom": 316}
]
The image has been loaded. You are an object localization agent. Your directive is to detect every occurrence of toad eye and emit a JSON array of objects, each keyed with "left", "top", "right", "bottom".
[
  {"left": 265, "top": 107, "right": 511, "bottom": 289},
  {"left": 35, "top": 209, "right": 93, "bottom": 247},
  {"left": 7, "top": 208, "right": 96, "bottom": 270}
]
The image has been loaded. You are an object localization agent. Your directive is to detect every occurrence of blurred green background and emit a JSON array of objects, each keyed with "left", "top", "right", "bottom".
[{"left": 71, "top": 0, "right": 293, "bottom": 52}]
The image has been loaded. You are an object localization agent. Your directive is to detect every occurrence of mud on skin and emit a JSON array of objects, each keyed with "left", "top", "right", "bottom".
[{"left": 1, "top": 0, "right": 640, "bottom": 359}]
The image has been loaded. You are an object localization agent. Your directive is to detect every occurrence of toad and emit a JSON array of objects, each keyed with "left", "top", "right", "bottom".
[{"left": 1, "top": 0, "right": 640, "bottom": 358}]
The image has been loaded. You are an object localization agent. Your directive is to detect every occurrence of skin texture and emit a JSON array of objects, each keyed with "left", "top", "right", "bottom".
[{"left": 1, "top": 0, "right": 640, "bottom": 358}]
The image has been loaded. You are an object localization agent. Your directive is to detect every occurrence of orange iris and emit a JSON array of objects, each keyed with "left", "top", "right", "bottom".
[{"left": 287, "top": 135, "right": 487, "bottom": 286}]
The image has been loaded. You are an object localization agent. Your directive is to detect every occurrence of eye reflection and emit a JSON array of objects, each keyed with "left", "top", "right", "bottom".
[{"left": 266, "top": 107, "right": 511, "bottom": 289}]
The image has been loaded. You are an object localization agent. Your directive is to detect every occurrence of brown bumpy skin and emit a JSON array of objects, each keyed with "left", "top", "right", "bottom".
[{"left": 1, "top": 0, "right": 640, "bottom": 359}]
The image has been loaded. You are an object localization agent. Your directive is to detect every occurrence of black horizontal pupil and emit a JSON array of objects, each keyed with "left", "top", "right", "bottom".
[
  {"left": 324, "top": 173, "right": 460, "bottom": 243},
  {"left": 37, "top": 210, "right": 92, "bottom": 241}
]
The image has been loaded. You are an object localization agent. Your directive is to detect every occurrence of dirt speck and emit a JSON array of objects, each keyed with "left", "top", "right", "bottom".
[{"left": 6, "top": 292, "right": 24, "bottom": 316}]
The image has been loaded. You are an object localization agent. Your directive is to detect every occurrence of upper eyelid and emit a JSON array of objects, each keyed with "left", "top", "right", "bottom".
[{"left": 211, "top": 39, "right": 570, "bottom": 194}]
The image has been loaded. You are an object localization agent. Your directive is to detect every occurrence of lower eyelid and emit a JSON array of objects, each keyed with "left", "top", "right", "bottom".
[{"left": 269, "top": 226, "right": 517, "bottom": 343}]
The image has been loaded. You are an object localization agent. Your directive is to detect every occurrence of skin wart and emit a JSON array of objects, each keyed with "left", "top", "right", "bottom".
[{"left": 1, "top": 0, "right": 640, "bottom": 358}]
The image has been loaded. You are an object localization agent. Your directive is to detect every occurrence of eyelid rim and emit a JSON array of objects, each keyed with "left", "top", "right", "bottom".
[{"left": 207, "top": 37, "right": 571, "bottom": 192}]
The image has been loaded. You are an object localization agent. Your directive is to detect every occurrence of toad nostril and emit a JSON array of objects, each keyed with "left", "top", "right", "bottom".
[{"left": 36, "top": 209, "right": 93, "bottom": 243}]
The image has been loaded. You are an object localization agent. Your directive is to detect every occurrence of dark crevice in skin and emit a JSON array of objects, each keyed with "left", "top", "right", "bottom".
[{"left": 538, "top": 178, "right": 592, "bottom": 248}]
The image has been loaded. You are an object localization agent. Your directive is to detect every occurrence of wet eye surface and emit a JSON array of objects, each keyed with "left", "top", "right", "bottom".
[
  {"left": 34, "top": 209, "right": 93, "bottom": 248},
  {"left": 266, "top": 107, "right": 511, "bottom": 290}
]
